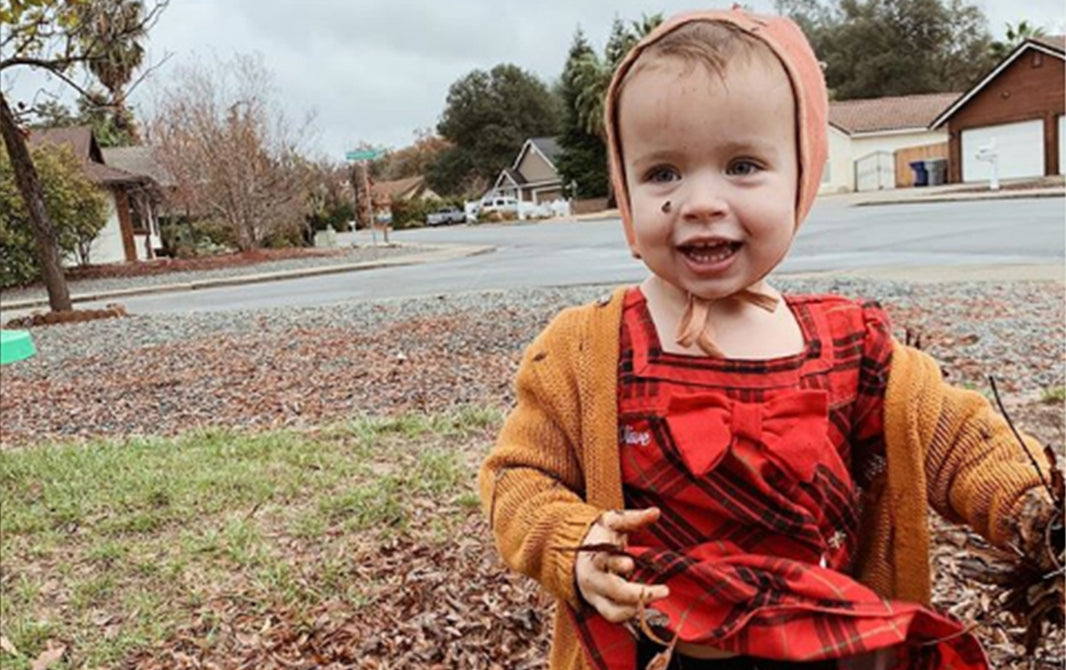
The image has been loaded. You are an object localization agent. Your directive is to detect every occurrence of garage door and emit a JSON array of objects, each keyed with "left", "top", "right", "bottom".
[{"left": 961, "top": 119, "right": 1044, "bottom": 182}]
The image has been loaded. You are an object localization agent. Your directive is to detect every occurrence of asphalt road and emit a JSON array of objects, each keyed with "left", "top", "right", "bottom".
[{"left": 75, "top": 197, "right": 1065, "bottom": 314}]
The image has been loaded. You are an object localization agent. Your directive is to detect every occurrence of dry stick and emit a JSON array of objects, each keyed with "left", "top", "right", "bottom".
[{"left": 988, "top": 376, "right": 1055, "bottom": 499}]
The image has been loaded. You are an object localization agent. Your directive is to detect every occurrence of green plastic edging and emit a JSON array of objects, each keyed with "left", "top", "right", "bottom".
[{"left": 0, "top": 329, "right": 36, "bottom": 364}]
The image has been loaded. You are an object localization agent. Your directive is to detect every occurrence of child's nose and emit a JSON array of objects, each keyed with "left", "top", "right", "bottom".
[{"left": 678, "top": 180, "right": 729, "bottom": 223}]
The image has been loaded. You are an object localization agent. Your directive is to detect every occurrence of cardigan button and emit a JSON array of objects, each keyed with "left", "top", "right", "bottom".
[{"left": 597, "top": 294, "right": 612, "bottom": 307}]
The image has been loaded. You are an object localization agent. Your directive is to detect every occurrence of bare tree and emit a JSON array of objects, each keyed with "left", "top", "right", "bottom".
[
  {"left": 147, "top": 54, "right": 314, "bottom": 250},
  {"left": 0, "top": 0, "right": 167, "bottom": 311}
]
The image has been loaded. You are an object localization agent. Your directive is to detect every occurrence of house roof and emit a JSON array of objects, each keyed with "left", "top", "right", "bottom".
[
  {"left": 510, "top": 137, "right": 562, "bottom": 174},
  {"left": 1032, "top": 34, "right": 1066, "bottom": 51},
  {"left": 371, "top": 175, "right": 425, "bottom": 200},
  {"left": 27, "top": 126, "right": 100, "bottom": 160},
  {"left": 27, "top": 126, "right": 151, "bottom": 186},
  {"left": 828, "top": 92, "right": 959, "bottom": 135},
  {"left": 931, "top": 36, "right": 1065, "bottom": 129},
  {"left": 501, "top": 167, "right": 526, "bottom": 186},
  {"left": 102, "top": 146, "right": 175, "bottom": 188},
  {"left": 530, "top": 137, "right": 561, "bottom": 164}
]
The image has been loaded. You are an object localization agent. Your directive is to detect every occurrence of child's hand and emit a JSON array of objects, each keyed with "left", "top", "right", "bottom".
[{"left": 576, "top": 508, "right": 670, "bottom": 623}]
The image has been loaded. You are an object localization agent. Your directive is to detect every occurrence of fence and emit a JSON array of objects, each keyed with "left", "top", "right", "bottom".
[
  {"left": 894, "top": 142, "right": 949, "bottom": 188},
  {"left": 854, "top": 151, "right": 895, "bottom": 191}
]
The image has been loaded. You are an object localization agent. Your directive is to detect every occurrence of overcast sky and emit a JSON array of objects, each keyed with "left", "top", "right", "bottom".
[{"left": 4, "top": 0, "right": 1064, "bottom": 162}]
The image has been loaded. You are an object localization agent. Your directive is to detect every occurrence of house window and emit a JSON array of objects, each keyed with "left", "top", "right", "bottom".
[{"left": 1033, "top": 52, "right": 1044, "bottom": 67}]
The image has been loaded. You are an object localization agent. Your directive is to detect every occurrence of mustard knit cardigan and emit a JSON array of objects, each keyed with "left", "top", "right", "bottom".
[{"left": 478, "top": 288, "right": 1049, "bottom": 670}]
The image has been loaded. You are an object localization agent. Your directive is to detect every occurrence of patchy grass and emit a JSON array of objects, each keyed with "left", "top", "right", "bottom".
[
  {"left": 1041, "top": 386, "right": 1066, "bottom": 405},
  {"left": 0, "top": 407, "right": 501, "bottom": 670}
]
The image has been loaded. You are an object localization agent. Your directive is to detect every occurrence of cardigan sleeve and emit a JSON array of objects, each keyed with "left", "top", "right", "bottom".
[
  {"left": 892, "top": 343, "right": 1052, "bottom": 548},
  {"left": 478, "top": 311, "right": 602, "bottom": 609}
]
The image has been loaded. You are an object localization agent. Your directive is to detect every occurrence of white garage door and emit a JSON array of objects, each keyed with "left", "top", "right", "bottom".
[
  {"left": 961, "top": 119, "right": 1044, "bottom": 182},
  {"left": 1059, "top": 115, "right": 1064, "bottom": 175}
]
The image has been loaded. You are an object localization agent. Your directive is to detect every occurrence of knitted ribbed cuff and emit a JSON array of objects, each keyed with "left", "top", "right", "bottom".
[{"left": 545, "top": 506, "right": 602, "bottom": 609}]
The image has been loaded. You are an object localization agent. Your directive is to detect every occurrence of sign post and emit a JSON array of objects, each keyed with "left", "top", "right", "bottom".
[{"left": 345, "top": 149, "right": 385, "bottom": 245}]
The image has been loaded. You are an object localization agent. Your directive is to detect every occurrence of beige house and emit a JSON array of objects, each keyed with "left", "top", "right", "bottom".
[
  {"left": 27, "top": 127, "right": 164, "bottom": 264},
  {"left": 821, "top": 93, "right": 957, "bottom": 192},
  {"left": 490, "top": 137, "right": 565, "bottom": 204}
]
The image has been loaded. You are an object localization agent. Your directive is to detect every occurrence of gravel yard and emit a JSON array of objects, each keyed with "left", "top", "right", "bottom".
[
  {"left": 0, "top": 244, "right": 431, "bottom": 303},
  {"left": 2, "top": 278, "right": 1063, "bottom": 446}
]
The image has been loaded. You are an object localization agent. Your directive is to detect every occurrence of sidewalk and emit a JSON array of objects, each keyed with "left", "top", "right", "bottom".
[
  {"left": 821, "top": 176, "right": 1065, "bottom": 207},
  {"left": 0, "top": 242, "right": 495, "bottom": 313},
  {"left": 553, "top": 177, "right": 1064, "bottom": 221}
]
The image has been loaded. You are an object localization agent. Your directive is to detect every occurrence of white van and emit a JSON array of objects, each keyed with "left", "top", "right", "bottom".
[{"left": 480, "top": 196, "right": 519, "bottom": 215}]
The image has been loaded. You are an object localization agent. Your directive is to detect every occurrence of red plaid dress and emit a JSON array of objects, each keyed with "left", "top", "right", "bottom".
[{"left": 568, "top": 288, "right": 987, "bottom": 670}]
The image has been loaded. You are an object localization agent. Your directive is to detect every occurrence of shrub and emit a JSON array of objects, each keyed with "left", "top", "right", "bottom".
[
  {"left": 389, "top": 198, "right": 439, "bottom": 230},
  {"left": 1, "top": 143, "right": 108, "bottom": 287},
  {"left": 158, "top": 219, "right": 197, "bottom": 258}
]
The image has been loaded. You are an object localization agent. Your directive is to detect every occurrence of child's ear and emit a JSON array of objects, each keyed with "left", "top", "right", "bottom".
[{"left": 630, "top": 245, "right": 642, "bottom": 260}]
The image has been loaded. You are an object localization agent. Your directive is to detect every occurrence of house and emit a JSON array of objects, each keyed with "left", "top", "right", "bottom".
[
  {"left": 27, "top": 127, "right": 164, "bottom": 264},
  {"left": 490, "top": 137, "right": 565, "bottom": 204},
  {"left": 930, "top": 35, "right": 1065, "bottom": 183},
  {"left": 369, "top": 175, "right": 438, "bottom": 204},
  {"left": 822, "top": 92, "right": 957, "bottom": 192}
]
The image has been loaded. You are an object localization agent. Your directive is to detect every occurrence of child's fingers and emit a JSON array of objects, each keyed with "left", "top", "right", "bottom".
[
  {"left": 595, "top": 571, "right": 670, "bottom": 608},
  {"left": 605, "top": 554, "right": 634, "bottom": 575},
  {"left": 601, "top": 507, "right": 661, "bottom": 534}
]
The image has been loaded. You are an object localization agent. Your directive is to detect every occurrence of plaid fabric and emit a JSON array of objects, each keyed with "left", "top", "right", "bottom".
[{"left": 567, "top": 288, "right": 986, "bottom": 670}]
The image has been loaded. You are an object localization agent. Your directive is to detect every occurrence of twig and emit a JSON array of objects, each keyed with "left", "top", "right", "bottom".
[{"left": 988, "top": 376, "right": 1054, "bottom": 499}]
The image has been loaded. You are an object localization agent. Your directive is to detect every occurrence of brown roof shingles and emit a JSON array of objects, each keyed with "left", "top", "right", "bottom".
[
  {"left": 27, "top": 126, "right": 147, "bottom": 185},
  {"left": 371, "top": 175, "right": 425, "bottom": 200},
  {"left": 102, "top": 146, "right": 175, "bottom": 188},
  {"left": 1032, "top": 35, "right": 1065, "bottom": 52},
  {"left": 828, "top": 92, "right": 959, "bottom": 134}
]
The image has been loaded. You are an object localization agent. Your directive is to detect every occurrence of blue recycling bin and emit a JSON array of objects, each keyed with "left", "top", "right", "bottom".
[{"left": 909, "top": 161, "right": 928, "bottom": 187}]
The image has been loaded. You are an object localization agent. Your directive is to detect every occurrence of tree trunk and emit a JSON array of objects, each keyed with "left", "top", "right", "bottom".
[{"left": 0, "top": 92, "right": 72, "bottom": 311}]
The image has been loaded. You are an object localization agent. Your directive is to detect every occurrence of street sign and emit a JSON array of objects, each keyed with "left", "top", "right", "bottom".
[{"left": 345, "top": 149, "right": 383, "bottom": 161}]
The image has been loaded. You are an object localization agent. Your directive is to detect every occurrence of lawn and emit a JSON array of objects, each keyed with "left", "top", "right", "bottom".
[{"left": 0, "top": 407, "right": 550, "bottom": 669}]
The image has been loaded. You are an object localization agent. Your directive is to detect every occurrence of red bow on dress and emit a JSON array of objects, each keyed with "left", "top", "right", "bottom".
[{"left": 664, "top": 390, "right": 830, "bottom": 480}]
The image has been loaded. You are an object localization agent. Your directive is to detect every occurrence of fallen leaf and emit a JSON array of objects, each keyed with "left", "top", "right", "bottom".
[
  {"left": 31, "top": 643, "right": 66, "bottom": 670},
  {"left": 0, "top": 634, "right": 19, "bottom": 656}
]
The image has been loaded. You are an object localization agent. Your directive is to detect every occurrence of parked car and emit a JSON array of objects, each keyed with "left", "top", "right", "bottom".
[
  {"left": 425, "top": 206, "right": 466, "bottom": 226},
  {"left": 480, "top": 196, "right": 519, "bottom": 216}
]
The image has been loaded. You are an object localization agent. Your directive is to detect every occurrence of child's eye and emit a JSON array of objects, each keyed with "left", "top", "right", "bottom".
[
  {"left": 726, "top": 160, "right": 762, "bottom": 176},
  {"left": 644, "top": 166, "right": 680, "bottom": 183}
]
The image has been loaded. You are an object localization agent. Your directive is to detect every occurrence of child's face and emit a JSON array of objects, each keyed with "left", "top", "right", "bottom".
[{"left": 618, "top": 53, "right": 798, "bottom": 301}]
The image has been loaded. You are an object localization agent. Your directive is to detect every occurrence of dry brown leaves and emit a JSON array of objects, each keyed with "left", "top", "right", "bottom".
[
  {"left": 126, "top": 515, "right": 551, "bottom": 670},
  {"left": 66, "top": 248, "right": 351, "bottom": 282},
  {"left": 0, "top": 313, "right": 523, "bottom": 445},
  {"left": 4, "top": 303, "right": 128, "bottom": 329}
]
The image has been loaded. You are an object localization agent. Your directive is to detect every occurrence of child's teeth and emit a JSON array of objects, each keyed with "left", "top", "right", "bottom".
[{"left": 688, "top": 243, "right": 735, "bottom": 263}]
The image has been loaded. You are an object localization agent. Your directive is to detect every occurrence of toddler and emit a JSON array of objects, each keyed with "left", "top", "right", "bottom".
[{"left": 479, "top": 8, "right": 1053, "bottom": 670}]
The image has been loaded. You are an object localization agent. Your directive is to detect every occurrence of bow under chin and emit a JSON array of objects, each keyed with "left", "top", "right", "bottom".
[{"left": 675, "top": 289, "right": 780, "bottom": 357}]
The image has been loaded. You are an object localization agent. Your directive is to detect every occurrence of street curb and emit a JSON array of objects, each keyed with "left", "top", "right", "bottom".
[
  {"left": 851, "top": 190, "right": 1065, "bottom": 207},
  {"left": 0, "top": 244, "right": 496, "bottom": 311}
]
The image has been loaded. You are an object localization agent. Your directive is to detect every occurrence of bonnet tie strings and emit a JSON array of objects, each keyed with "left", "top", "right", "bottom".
[{"left": 676, "top": 290, "right": 780, "bottom": 356}]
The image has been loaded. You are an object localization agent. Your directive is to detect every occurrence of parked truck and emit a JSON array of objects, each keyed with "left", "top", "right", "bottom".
[{"left": 425, "top": 206, "right": 466, "bottom": 226}]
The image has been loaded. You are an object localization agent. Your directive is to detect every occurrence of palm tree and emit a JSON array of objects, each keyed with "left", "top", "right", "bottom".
[
  {"left": 990, "top": 21, "right": 1049, "bottom": 61},
  {"left": 572, "top": 13, "right": 664, "bottom": 140},
  {"left": 77, "top": 0, "right": 148, "bottom": 142}
]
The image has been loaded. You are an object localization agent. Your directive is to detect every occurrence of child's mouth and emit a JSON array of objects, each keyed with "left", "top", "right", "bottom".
[{"left": 679, "top": 241, "right": 741, "bottom": 265}]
